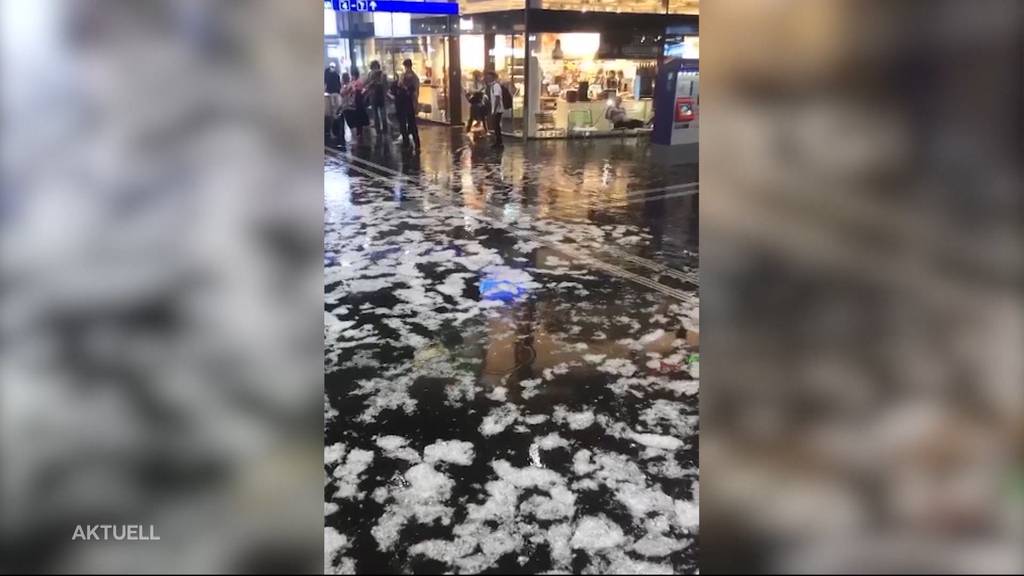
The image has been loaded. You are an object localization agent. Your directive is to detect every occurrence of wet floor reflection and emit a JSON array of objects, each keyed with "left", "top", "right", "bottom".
[{"left": 333, "top": 126, "right": 698, "bottom": 267}]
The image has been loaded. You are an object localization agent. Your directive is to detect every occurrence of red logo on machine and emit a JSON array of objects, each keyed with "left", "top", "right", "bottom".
[{"left": 675, "top": 97, "right": 696, "bottom": 123}]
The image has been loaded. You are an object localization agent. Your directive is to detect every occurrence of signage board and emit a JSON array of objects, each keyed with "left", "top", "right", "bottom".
[{"left": 330, "top": 0, "right": 457, "bottom": 14}]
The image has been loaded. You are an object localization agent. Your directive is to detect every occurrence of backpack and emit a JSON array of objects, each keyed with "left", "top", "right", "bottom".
[{"left": 500, "top": 83, "right": 513, "bottom": 110}]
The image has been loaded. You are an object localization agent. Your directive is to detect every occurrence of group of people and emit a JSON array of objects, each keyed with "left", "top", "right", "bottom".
[
  {"left": 464, "top": 69, "right": 510, "bottom": 148},
  {"left": 597, "top": 69, "right": 630, "bottom": 93},
  {"left": 324, "top": 59, "right": 422, "bottom": 151},
  {"left": 326, "top": 60, "right": 513, "bottom": 150}
]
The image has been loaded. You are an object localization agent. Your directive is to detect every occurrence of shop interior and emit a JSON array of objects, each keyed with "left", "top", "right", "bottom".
[
  {"left": 529, "top": 32, "right": 658, "bottom": 137},
  {"left": 330, "top": 9, "right": 698, "bottom": 139},
  {"left": 539, "top": 0, "right": 665, "bottom": 14}
]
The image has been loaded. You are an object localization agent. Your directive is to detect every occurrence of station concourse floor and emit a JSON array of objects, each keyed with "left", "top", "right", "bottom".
[{"left": 324, "top": 124, "right": 699, "bottom": 574}]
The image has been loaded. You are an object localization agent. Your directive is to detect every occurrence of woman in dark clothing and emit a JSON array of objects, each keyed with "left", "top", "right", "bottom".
[
  {"left": 464, "top": 69, "right": 486, "bottom": 133},
  {"left": 466, "top": 91, "right": 486, "bottom": 133},
  {"left": 340, "top": 73, "right": 357, "bottom": 143},
  {"left": 395, "top": 59, "right": 421, "bottom": 151},
  {"left": 349, "top": 67, "right": 369, "bottom": 137}
]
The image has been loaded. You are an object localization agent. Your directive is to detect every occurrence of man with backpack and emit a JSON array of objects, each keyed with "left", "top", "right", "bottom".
[{"left": 484, "top": 70, "right": 511, "bottom": 148}]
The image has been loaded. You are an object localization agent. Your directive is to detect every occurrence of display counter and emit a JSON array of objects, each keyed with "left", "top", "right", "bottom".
[{"left": 535, "top": 97, "right": 653, "bottom": 136}]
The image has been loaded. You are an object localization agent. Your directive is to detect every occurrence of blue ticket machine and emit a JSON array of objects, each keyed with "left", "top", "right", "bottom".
[{"left": 652, "top": 59, "right": 699, "bottom": 146}]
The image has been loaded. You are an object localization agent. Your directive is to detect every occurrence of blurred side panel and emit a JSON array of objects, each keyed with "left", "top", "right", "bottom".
[
  {"left": 0, "top": 0, "right": 324, "bottom": 573},
  {"left": 700, "top": 0, "right": 1023, "bottom": 573}
]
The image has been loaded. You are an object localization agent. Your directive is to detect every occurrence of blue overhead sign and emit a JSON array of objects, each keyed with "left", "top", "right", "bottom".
[{"left": 330, "top": 0, "right": 457, "bottom": 14}]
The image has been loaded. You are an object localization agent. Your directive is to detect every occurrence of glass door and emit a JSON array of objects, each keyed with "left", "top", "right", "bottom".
[
  {"left": 417, "top": 36, "right": 450, "bottom": 123},
  {"left": 493, "top": 33, "right": 525, "bottom": 137},
  {"left": 460, "top": 34, "right": 486, "bottom": 129}
]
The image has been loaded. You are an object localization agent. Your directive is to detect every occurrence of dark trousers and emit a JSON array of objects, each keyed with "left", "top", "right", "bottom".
[
  {"left": 614, "top": 119, "right": 645, "bottom": 129},
  {"left": 398, "top": 105, "right": 420, "bottom": 148},
  {"left": 466, "top": 105, "right": 483, "bottom": 132},
  {"left": 372, "top": 104, "right": 388, "bottom": 134},
  {"left": 331, "top": 116, "right": 346, "bottom": 146},
  {"left": 491, "top": 112, "right": 503, "bottom": 145},
  {"left": 347, "top": 108, "right": 365, "bottom": 137}
]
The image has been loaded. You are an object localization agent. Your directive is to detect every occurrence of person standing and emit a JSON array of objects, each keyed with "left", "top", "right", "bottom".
[
  {"left": 324, "top": 62, "right": 343, "bottom": 141},
  {"left": 398, "top": 59, "right": 421, "bottom": 151},
  {"left": 350, "top": 67, "right": 368, "bottom": 138},
  {"left": 484, "top": 70, "right": 505, "bottom": 148},
  {"left": 390, "top": 77, "right": 414, "bottom": 149},
  {"left": 325, "top": 61, "right": 342, "bottom": 95},
  {"left": 341, "top": 72, "right": 362, "bottom": 143},
  {"left": 365, "top": 61, "right": 389, "bottom": 136},
  {"left": 464, "top": 70, "right": 486, "bottom": 134},
  {"left": 606, "top": 70, "right": 618, "bottom": 91}
]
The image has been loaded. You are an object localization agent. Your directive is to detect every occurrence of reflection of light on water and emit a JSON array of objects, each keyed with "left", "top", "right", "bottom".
[
  {"left": 529, "top": 443, "right": 542, "bottom": 468},
  {"left": 503, "top": 203, "right": 519, "bottom": 222},
  {"left": 479, "top": 277, "right": 527, "bottom": 302},
  {"left": 324, "top": 169, "right": 352, "bottom": 210},
  {"left": 480, "top": 265, "right": 534, "bottom": 303}
]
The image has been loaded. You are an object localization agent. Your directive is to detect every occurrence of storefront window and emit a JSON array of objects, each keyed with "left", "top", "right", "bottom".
[
  {"left": 414, "top": 37, "right": 450, "bottom": 123},
  {"left": 664, "top": 35, "right": 698, "bottom": 60},
  {"left": 459, "top": 0, "right": 526, "bottom": 15},
  {"left": 493, "top": 34, "right": 525, "bottom": 136},
  {"left": 459, "top": 32, "right": 525, "bottom": 137},
  {"left": 527, "top": 32, "right": 657, "bottom": 137},
  {"left": 667, "top": 0, "right": 700, "bottom": 15},
  {"left": 324, "top": 7, "right": 338, "bottom": 36},
  {"left": 461, "top": 35, "right": 487, "bottom": 73},
  {"left": 347, "top": 13, "right": 452, "bottom": 124},
  {"left": 325, "top": 40, "right": 350, "bottom": 72},
  {"left": 460, "top": 34, "right": 486, "bottom": 127},
  {"left": 538, "top": 0, "right": 666, "bottom": 15},
  {"left": 324, "top": 5, "right": 347, "bottom": 73}
]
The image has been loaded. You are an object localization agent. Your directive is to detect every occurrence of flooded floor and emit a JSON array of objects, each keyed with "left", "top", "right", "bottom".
[{"left": 324, "top": 126, "right": 699, "bottom": 574}]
